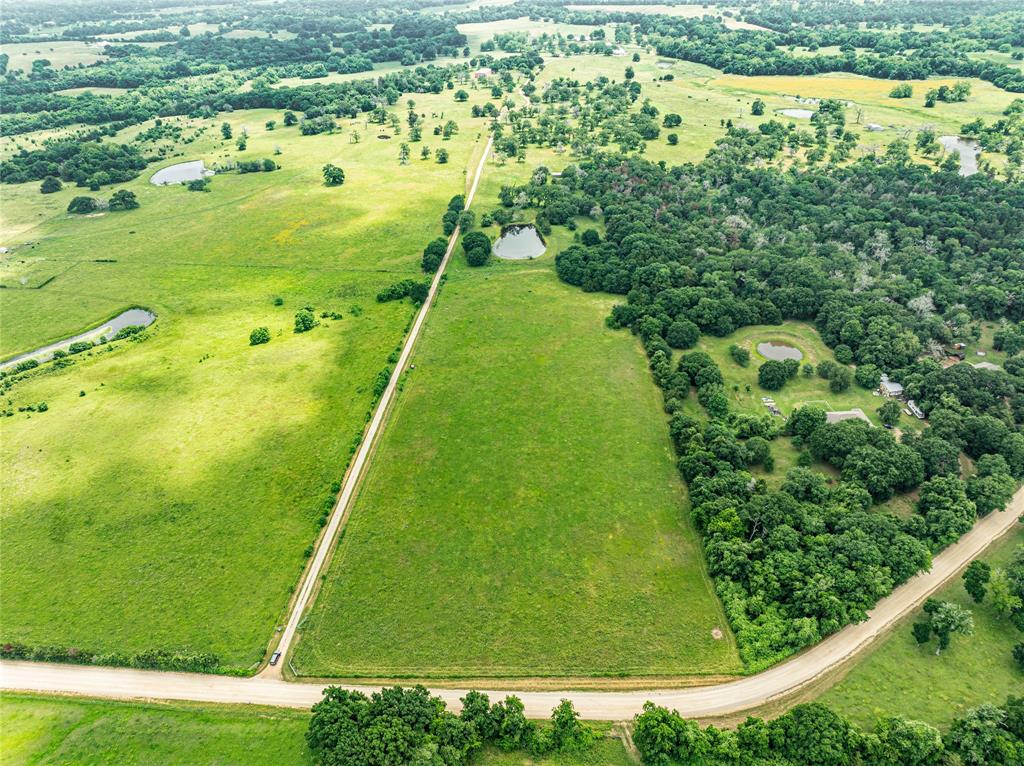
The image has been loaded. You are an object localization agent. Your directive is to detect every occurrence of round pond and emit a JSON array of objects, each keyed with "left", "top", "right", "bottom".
[
  {"left": 150, "top": 160, "right": 214, "bottom": 185},
  {"left": 757, "top": 341, "right": 803, "bottom": 361},
  {"left": 939, "top": 135, "right": 981, "bottom": 177},
  {"left": 494, "top": 224, "right": 546, "bottom": 260}
]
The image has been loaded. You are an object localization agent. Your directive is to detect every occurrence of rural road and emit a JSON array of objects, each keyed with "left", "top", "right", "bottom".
[{"left": 3, "top": 494, "right": 1019, "bottom": 720}]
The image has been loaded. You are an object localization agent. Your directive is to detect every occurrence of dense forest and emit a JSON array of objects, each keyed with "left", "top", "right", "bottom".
[
  {"left": 504, "top": 128, "right": 1024, "bottom": 667},
  {"left": 301, "top": 683, "right": 1024, "bottom": 766}
]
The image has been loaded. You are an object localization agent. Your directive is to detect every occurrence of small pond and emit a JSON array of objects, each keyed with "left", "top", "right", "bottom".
[
  {"left": 494, "top": 224, "right": 546, "bottom": 260},
  {"left": 1, "top": 308, "right": 156, "bottom": 371},
  {"left": 150, "top": 160, "right": 214, "bottom": 185},
  {"left": 777, "top": 108, "right": 815, "bottom": 119},
  {"left": 757, "top": 341, "right": 803, "bottom": 361},
  {"left": 939, "top": 135, "right": 981, "bottom": 177}
]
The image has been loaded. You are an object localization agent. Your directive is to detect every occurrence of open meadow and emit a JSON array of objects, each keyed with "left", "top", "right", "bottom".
[
  {"left": 532, "top": 53, "right": 1019, "bottom": 168},
  {"left": 820, "top": 525, "right": 1024, "bottom": 728},
  {"left": 0, "top": 92, "right": 494, "bottom": 668},
  {"left": 0, "top": 693, "right": 634, "bottom": 766},
  {"left": 292, "top": 168, "right": 741, "bottom": 679}
]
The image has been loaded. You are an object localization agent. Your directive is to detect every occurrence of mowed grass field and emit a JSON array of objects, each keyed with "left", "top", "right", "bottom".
[
  {"left": 0, "top": 694, "right": 634, "bottom": 766},
  {"left": 820, "top": 525, "right": 1024, "bottom": 728},
  {"left": 294, "top": 196, "right": 740, "bottom": 677},
  {"left": 0, "top": 93, "right": 493, "bottom": 668}
]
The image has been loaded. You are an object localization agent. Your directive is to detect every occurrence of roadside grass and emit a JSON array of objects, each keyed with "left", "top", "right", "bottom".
[
  {"left": 0, "top": 694, "right": 311, "bottom": 766},
  {"left": 819, "top": 524, "right": 1024, "bottom": 728},
  {"left": 0, "top": 693, "right": 634, "bottom": 766},
  {"left": 293, "top": 185, "right": 741, "bottom": 678},
  {"left": 0, "top": 92, "right": 496, "bottom": 668}
]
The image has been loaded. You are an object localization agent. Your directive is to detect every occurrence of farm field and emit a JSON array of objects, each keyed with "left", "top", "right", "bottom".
[
  {"left": 0, "top": 40, "right": 107, "bottom": 70},
  {"left": 0, "top": 92, "right": 493, "bottom": 669},
  {"left": 293, "top": 203, "right": 741, "bottom": 678},
  {"left": 0, "top": 694, "right": 634, "bottom": 766},
  {"left": 820, "top": 525, "right": 1024, "bottom": 728}
]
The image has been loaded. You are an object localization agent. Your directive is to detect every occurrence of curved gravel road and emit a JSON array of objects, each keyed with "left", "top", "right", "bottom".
[{"left": 3, "top": 494, "right": 1018, "bottom": 720}]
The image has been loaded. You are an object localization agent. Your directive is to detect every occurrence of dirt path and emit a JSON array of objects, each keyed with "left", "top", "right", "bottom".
[
  {"left": 3, "top": 493, "right": 1018, "bottom": 720},
  {"left": 261, "top": 133, "right": 495, "bottom": 679}
]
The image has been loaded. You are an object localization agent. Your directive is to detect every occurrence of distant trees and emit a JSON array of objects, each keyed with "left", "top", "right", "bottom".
[
  {"left": 889, "top": 83, "right": 913, "bottom": 98},
  {"left": 40, "top": 175, "right": 62, "bottom": 194},
  {"left": 322, "top": 164, "right": 345, "bottom": 186},
  {"left": 2, "top": 141, "right": 147, "bottom": 187}
]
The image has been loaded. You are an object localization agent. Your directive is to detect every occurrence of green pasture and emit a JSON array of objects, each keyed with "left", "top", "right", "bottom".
[
  {"left": 0, "top": 40, "right": 107, "bottom": 71},
  {"left": 0, "top": 693, "right": 633, "bottom": 766},
  {"left": 820, "top": 525, "right": 1024, "bottom": 728},
  {"left": 0, "top": 92, "right": 494, "bottom": 668},
  {"left": 532, "top": 54, "right": 1019, "bottom": 169},
  {"left": 294, "top": 179, "right": 740, "bottom": 677},
  {"left": 0, "top": 694, "right": 311, "bottom": 766}
]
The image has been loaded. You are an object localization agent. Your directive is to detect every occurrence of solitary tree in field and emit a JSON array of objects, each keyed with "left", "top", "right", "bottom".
[
  {"left": 963, "top": 560, "right": 991, "bottom": 603},
  {"left": 108, "top": 189, "right": 139, "bottom": 211},
  {"left": 221, "top": 122, "right": 232, "bottom": 139},
  {"left": 751, "top": 98, "right": 766, "bottom": 115},
  {"left": 249, "top": 327, "right": 270, "bottom": 346},
  {"left": 926, "top": 600, "right": 974, "bottom": 654},
  {"left": 294, "top": 309, "right": 317, "bottom": 333},
  {"left": 67, "top": 196, "right": 98, "bottom": 214},
  {"left": 283, "top": 110, "right": 298, "bottom": 126},
  {"left": 322, "top": 164, "right": 345, "bottom": 186},
  {"left": 454, "top": 89, "right": 469, "bottom": 102},
  {"left": 40, "top": 175, "right": 62, "bottom": 194},
  {"left": 436, "top": 148, "right": 449, "bottom": 164},
  {"left": 398, "top": 143, "right": 410, "bottom": 165}
]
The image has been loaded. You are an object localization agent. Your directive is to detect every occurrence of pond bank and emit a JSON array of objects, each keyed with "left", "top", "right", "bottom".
[{"left": 1, "top": 308, "right": 156, "bottom": 372}]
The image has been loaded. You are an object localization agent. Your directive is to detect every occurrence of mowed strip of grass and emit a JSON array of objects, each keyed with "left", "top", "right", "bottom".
[
  {"left": 0, "top": 694, "right": 311, "bottom": 766},
  {"left": 0, "top": 95, "right": 492, "bottom": 667},
  {"left": 819, "top": 525, "right": 1024, "bottom": 728},
  {"left": 0, "top": 693, "right": 634, "bottom": 766},
  {"left": 294, "top": 252, "right": 741, "bottom": 678}
]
